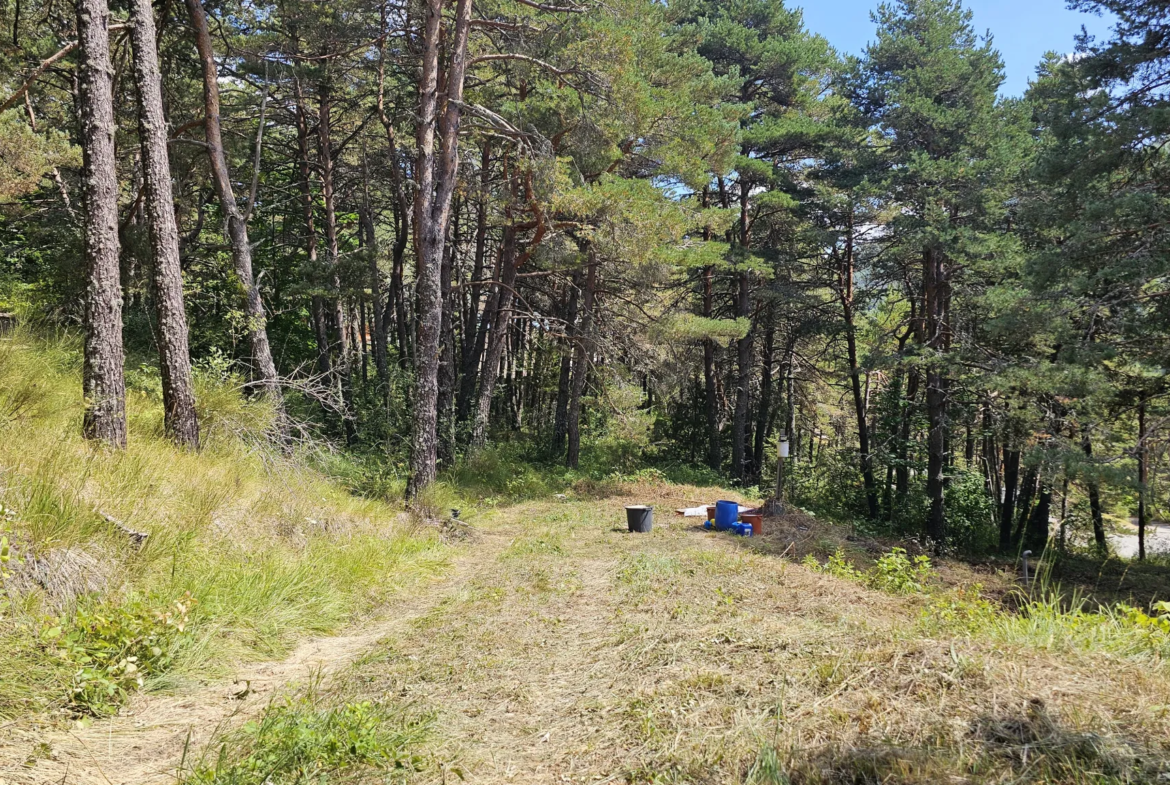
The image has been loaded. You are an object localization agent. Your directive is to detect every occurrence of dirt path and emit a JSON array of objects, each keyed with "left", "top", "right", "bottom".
[
  {"left": 5, "top": 497, "right": 1170, "bottom": 784},
  {"left": 0, "top": 527, "right": 512, "bottom": 785}
]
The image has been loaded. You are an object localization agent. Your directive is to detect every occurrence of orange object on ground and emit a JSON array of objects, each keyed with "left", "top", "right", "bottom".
[{"left": 740, "top": 513, "right": 763, "bottom": 535}]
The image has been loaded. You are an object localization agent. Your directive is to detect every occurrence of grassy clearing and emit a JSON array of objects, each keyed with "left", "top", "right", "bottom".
[
  {"left": 0, "top": 331, "right": 447, "bottom": 718},
  {"left": 187, "top": 492, "right": 1170, "bottom": 784}
]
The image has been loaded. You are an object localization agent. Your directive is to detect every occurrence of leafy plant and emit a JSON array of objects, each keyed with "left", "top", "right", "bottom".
[
  {"left": 805, "top": 548, "right": 933, "bottom": 595},
  {"left": 45, "top": 594, "right": 194, "bottom": 716},
  {"left": 803, "top": 549, "right": 863, "bottom": 581},
  {"left": 869, "top": 548, "right": 933, "bottom": 594},
  {"left": 184, "top": 694, "right": 432, "bottom": 784}
]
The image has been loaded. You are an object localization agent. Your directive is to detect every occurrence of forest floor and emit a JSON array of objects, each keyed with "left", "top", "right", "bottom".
[{"left": 3, "top": 489, "right": 1170, "bottom": 784}]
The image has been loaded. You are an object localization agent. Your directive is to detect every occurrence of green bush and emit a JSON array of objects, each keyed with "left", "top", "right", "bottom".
[
  {"left": 44, "top": 595, "right": 194, "bottom": 716},
  {"left": 805, "top": 547, "right": 933, "bottom": 595},
  {"left": 184, "top": 693, "right": 432, "bottom": 784},
  {"left": 869, "top": 548, "right": 933, "bottom": 594}
]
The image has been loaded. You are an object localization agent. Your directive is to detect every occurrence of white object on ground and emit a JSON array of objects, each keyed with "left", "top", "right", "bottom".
[{"left": 678, "top": 505, "right": 754, "bottom": 517}]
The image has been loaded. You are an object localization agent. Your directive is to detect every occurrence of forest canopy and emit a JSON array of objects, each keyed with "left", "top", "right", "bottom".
[{"left": 1, "top": 0, "right": 1168, "bottom": 558}]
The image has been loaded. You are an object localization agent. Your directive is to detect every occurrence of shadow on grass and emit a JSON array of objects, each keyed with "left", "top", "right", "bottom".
[{"left": 753, "top": 699, "right": 1166, "bottom": 785}]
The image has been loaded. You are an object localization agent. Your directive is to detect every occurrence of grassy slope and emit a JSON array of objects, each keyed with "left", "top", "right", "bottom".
[
  {"left": 0, "top": 332, "right": 447, "bottom": 718},
  {"left": 186, "top": 490, "right": 1170, "bottom": 785}
]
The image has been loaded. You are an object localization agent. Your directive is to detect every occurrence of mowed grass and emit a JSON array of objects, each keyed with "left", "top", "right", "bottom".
[
  {"left": 194, "top": 494, "right": 1170, "bottom": 784},
  {"left": 0, "top": 331, "right": 447, "bottom": 718}
]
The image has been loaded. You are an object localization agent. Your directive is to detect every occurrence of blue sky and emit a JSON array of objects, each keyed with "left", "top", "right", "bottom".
[{"left": 792, "top": 0, "right": 1116, "bottom": 96}]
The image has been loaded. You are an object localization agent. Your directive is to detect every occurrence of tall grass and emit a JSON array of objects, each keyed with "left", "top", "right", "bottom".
[{"left": 0, "top": 330, "right": 447, "bottom": 717}]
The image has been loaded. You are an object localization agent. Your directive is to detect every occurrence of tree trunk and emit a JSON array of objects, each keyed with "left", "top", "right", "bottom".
[
  {"left": 407, "top": 0, "right": 473, "bottom": 497},
  {"left": 1013, "top": 466, "right": 1038, "bottom": 548},
  {"left": 731, "top": 271, "right": 752, "bottom": 480},
  {"left": 376, "top": 2, "right": 412, "bottom": 370},
  {"left": 923, "top": 245, "right": 948, "bottom": 542},
  {"left": 552, "top": 272, "right": 580, "bottom": 454},
  {"left": 129, "top": 0, "right": 199, "bottom": 448},
  {"left": 184, "top": 0, "right": 280, "bottom": 404},
  {"left": 751, "top": 319, "right": 775, "bottom": 486},
  {"left": 77, "top": 0, "right": 127, "bottom": 449},
  {"left": 1000, "top": 448, "right": 1020, "bottom": 553},
  {"left": 359, "top": 147, "right": 389, "bottom": 388},
  {"left": 471, "top": 227, "right": 517, "bottom": 447},
  {"left": 1138, "top": 400, "right": 1147, "bottom": 561},
  {"left": 895, "top": 369, "right": 920, "bottom": 504},
  {"left": 566, "top": 250, "right": 598, "bottom": 469},
  {"left": 838, "top": 236, "right": 879, "bottom": 519},
  {"left": 316, "top": 75, "right": 354, "bottom": 447},
  {"left": 437, "top": 199, "right": 459, "bottom": 463},
  {"left": 1024, "top": 483, "right": 1052, "bottom": 554},
  {"left": 702, "top": 264, "right": 721, "bottom": 471},
  {"left": 456, "top": 145, "right": 493, "bottom": 425},
  {"left": 1082, "top": 434, "right": 1108, "bottom": 552},
  {"left": 292, "top": 74, "right": 331, "bottom": 379}
]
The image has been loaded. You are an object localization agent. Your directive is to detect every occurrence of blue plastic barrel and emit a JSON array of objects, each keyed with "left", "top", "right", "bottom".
[{"left": 715, "top": 500, "right": 739, "bottom": 531}]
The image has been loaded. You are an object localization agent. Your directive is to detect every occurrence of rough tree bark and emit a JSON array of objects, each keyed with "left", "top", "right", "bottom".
[
  {"left": 471, "top": 226, "right": 517, "bottom": 447},
  {"left": 923, "top": 244, "right": 949, "bottom": 543},
  {"left": 1000, "top": 447, "right": 1021, "bottom": 553},
  {"left": 77, "top": 0, "right": 127, "bottom": 449},
  {"left": 407, "top": 0, "right": 473, "bottom": 497},
  {"left": 129, "top": 0, "right": 199, "bottom": 448},
  {"left": 566, "top": 249, "right": 598, "bottom": 469},
  {"left": 751, "top": 318, "right": 775, "bottom": 485},
  {"left": 184, "top": 0, "right": 281, "bottom": 406},
  {"left": 437, "top": 199, "right": 460, "bottom": 463}
]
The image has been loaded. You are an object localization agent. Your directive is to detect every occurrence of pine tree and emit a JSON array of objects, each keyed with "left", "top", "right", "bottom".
[
  {"left": 849, "top": 0, "right": 1013, "bottom": 543},
  {"left": 77, "top": 0, "right": 126, "bottom": 449}
]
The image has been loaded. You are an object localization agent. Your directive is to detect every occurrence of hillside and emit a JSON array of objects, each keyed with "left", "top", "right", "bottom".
[
  {"left": 1, "top": 335, "right": 1169, "bottom": 784},
  {"left": 0, "top": 332, "right": 447, "bottom": 720}
]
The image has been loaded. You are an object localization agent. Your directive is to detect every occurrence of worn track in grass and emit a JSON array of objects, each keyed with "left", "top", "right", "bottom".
[
  {"left": 0, "top": 527, "right": 510, "bottom": 785},
  {"left": 5, "top": 492, "right": 1170, "bottom": 784}
]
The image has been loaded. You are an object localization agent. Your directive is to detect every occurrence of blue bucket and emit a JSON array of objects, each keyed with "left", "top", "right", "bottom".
[{"left": 715, "top": 500, "right": 739, "bottom": 531}]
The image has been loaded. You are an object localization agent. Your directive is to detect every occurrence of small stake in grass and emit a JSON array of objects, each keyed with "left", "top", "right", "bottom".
[{"left": 1021, "top": 550, "right": 1032, "bottom": 586}]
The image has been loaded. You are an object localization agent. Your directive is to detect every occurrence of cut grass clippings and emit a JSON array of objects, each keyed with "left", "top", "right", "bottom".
[{"left": 187, "top": 494, "right": 1170, "bottom": 784}]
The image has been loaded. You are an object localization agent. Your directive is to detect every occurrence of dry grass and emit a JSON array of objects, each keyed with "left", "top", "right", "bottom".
[
  {"left": 0, "top": 331, "right": 448, "bottom": 720},
  {"left": 174, "top": 488, "right": 1170, "bottom": 784}
]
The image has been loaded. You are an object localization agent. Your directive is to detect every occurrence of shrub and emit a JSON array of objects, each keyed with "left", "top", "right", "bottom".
[
  {"left": 805, "top": 547, "right": 932, "bottom": 594},
  {"left": 44, "top": 594, "right": 194, "bottom": 716},
  {"left": 184, "top": 692, "right": 432, "bottom": 784},
  {"left": 869, "top": 548, "right": 932, "bottom": 594}
]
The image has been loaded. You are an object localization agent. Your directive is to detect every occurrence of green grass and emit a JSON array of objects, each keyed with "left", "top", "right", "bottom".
[
  {"left": 181, "top": 680, "right": 434, "bottom": 784},
  {"left": 0, "top": 330, "right": 447, "bottom": 717}
]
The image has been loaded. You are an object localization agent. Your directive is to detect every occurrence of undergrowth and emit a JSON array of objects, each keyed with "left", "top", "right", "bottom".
[
  {"left": 805, "top": 543, "right": 1170, "bottom": 662},
  {"left": 181, "top": 683, "right": 434, "bottom": 784},
  {"left": 0, "top": 330, "right": 447, "bottom": 718}
]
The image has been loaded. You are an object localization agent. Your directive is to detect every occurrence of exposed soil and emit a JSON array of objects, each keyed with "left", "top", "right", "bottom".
[{"left": 0, "top": 529, "right": 512, "bottom": 785}]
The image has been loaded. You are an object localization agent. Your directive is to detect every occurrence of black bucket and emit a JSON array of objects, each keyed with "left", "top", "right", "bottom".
[{"left": 625, "top": 505, "right": 653, "bottom": 533}]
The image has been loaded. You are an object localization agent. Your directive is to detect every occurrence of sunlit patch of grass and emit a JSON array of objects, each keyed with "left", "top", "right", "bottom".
[
  {"left": 180, "top": 680, "right": 434, "bottom": 784},
  {"left": 0, "top": 331, "right": 446, "bottom": 717}
]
